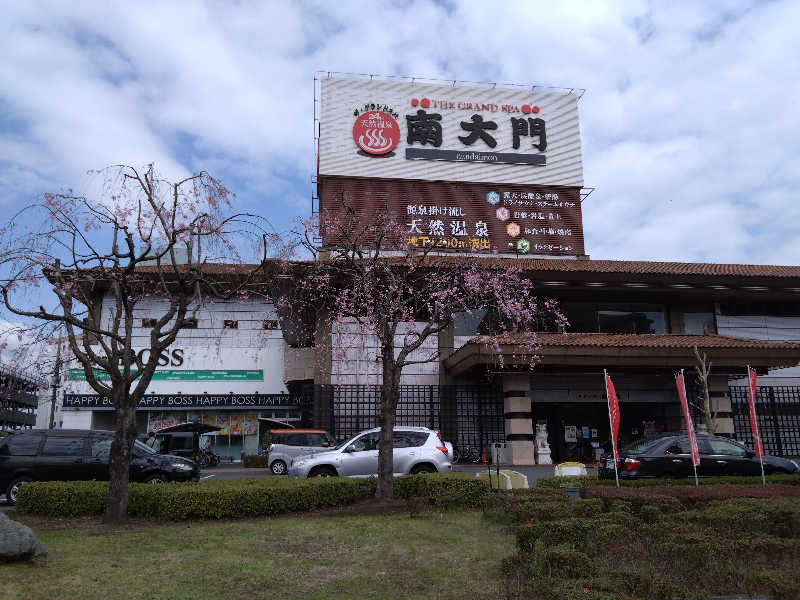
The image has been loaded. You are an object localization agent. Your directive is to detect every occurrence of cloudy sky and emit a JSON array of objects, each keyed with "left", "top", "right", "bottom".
[{"left": 2, "top": 0, "right": 799, "bottom": 265}]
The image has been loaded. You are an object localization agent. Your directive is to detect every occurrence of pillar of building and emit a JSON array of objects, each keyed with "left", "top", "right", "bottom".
[
  {"left": 709, "top": 374, "right": 734, "bottom": 435},
  {"left": 502, "top": 374, "right": 536, "bottom": 465}
]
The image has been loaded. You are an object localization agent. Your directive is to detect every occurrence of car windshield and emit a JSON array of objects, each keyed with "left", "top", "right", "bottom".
[
  {"left": 334, "top": 436, "right": 354, "bottom": 450},
  {"left": 135, "top": 439, "right": 156, "bottom": 454},
  {"left": 620, "top": 438, "right": 663, "bottom": 455}
]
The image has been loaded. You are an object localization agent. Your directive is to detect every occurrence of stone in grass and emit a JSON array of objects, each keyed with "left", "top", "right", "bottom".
[{"left": 0, "top": 512, "right": 47, "bottom": 562}]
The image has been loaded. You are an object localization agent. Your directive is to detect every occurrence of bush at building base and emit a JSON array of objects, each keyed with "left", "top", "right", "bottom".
[{"left": 15, "top": 473, "right": 491, "bottom": 519}]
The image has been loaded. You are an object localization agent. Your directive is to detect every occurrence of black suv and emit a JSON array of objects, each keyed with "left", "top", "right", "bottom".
[{"left": 0, "top": 429, "right": 200, "bottom": 505}]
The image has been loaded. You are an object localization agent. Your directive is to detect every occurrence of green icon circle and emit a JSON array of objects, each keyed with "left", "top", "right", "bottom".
[{"left": 516, "top": 239, "right": 530, "bottom": 254}]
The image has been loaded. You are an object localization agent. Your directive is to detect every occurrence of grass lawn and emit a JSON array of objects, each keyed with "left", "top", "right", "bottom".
[{"left": 1, "top": 509, "right": 513, "bottom": 600}]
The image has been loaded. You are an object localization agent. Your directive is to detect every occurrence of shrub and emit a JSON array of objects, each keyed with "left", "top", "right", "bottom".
[
  {"left": 15, "top": 480, "right": 107, "bottom": 517},
  {"left": 394, "top": 473, "right": 491, "bottom": 508},
  {"left": 15, "top": 472, "right": 487, "bottom": 519},
  {"left": 679, "top": 498, "right": 800, "bottom": 539},
  {"left": 242, "top": 454, "right": 268, "bottom": 468},
  {"left": 536, "top": 473, "right": 800, "bottom": 489},
  {"left": 482, "top": 488, "right": 573, "bottom": 524},
  {"left": 583, "top": 483, "right": 800, "bottom": 510},
  {"left": 16, "top": 477, "right": 376, "bottom": 519},
  {"left": 528, "top": 544, "right": 593, "bottom": 579},
  {"left": 536, "top": 475, "right": 602, "bottom": 489},
  {"left": 505, "top": 494, "right": 800, "bottom": 600},
  {"left": 517, "top": 518, "right": 598, "bottom": 552}
]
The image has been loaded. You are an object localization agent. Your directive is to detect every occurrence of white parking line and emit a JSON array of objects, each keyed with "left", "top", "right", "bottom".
[{"left": 200, "top": 474, "right": 215, "bottom": 480}]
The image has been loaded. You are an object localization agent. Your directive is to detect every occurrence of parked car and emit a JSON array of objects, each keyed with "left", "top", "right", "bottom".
[
  {"left": 287, "top": 426, "right": 453, "bottom": 478},
  {"left": 266, "top": 429, "right": 338, "bottom": 475},
  {"left": 598, "top": 433, "right": 800, "bottom": 479},
  {"left": 150, "top": 431, "right": 219, "bottom": 466},
  {"left": 0, "top": 429, "right": 200, "bottom": 505}
]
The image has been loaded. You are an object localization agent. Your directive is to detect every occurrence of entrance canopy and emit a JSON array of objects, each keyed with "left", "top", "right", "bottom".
[{"left": 444, "top": 333, "right": 800, "bottom": 375}]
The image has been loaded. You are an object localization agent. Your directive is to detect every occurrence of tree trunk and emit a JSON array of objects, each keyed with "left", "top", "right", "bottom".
[
  {"left": 103, "top": 386, "right": 138, "bottom": 523},
  {"left": 701, "top": 384, "right": 716, "bottom": 435},
  {"left": 376, "top": 345, "right": 399, "bottom": 499}
]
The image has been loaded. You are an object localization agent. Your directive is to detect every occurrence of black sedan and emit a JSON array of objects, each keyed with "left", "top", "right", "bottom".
[{"left": 598, "top": 434, "right": 800, "bottom": 479}]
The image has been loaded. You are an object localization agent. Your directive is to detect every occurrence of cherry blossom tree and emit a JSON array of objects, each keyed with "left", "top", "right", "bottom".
[
  {"left": 0, "top": 164, "right": 273, "bottom": 521},
  {"left": 286, "top": 206, "right": 565, "bottom": 499}
]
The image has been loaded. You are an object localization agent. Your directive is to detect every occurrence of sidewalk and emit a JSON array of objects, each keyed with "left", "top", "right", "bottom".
[{"left": 202, "top": 463, "right": 260, "bottom": 475}]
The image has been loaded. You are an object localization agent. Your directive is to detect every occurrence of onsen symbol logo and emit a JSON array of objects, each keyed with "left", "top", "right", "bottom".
[{"left": 352, "top": 111, "right": 400, "bottom": 155}]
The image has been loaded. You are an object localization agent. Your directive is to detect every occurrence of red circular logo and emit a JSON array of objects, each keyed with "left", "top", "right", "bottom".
[{"left": 352, "top": 111, "right": 400, "bottom": 155}]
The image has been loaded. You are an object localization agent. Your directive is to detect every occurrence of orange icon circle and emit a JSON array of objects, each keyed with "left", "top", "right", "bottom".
[{"left": 506, "top": 222, "right": 521, "bottom": 238}]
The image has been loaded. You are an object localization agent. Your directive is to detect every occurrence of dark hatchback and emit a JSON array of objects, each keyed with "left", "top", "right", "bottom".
[
  {"left": 599, "top": 434, "right": 800, "bottom": 479},
  {"left": 0, "top": 429, "right": 200, "bottom": 505}
]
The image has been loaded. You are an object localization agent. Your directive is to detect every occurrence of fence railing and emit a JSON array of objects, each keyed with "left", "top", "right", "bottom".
[
  {"left": 300, "top": 383, "right": 504, "bottom": 454},
  {"left": 730, "top": 385, "right": 800, "bottom": 457}
]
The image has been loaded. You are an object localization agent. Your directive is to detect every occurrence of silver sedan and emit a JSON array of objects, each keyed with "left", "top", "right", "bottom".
[{"left": 287, "top": 427, "right": 453, "bottom": 478}]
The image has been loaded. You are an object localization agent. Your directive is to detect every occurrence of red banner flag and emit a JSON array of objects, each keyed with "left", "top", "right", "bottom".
[
  {"left": 747, "top": 368, "right": 765, "bottom": 460},
  {"left": 675, "top": 371, "right": 701, "bottom": 467},
  {"left": 605, "top": 373, "right": 621, "bottom": 461}
]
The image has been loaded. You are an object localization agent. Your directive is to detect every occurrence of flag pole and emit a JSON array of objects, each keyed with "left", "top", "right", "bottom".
[
  {"left": 749, "top": 365, "right": 766, "bottom": 486},
  {"left": 680, "top": 369, "right": 699, "bottom": 487},
  {"left": 604, "top": 369, "right": 619, "bottom": 488}
]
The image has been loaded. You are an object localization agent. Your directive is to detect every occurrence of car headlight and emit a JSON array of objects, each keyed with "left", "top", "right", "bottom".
[{"left": 171, "top": 463, "right": 194, "bottom": 471}]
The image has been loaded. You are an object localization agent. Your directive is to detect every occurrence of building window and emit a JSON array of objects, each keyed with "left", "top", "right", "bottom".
[
  {"left": 684, "top": 312, "right": 716, "bottom": 334},
  {"left": 453, "top": 309, "right": 490, "bottom": 336},
  {"left": 562, "top": 302, "right": 666, "bottom": 334},
  {"left": 224, "top": 320, "right": 238, "bottom": 329},
  {"left": 141, "top": 318, "right": 157, "bottom": 328},
  {"left": 597, "top": 304, "right": 666, "bottom": 334},
  {"left": 181, "top": 318, "right": 198, "bottom": 329},
  {"left": 719, "top": 302, "right": 800, "bottom": 317},
  {"left": 262, "top": 319, "right": 280, "bottom": 330}
]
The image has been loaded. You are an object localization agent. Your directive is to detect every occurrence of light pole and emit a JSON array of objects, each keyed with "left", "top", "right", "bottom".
[{"left": 49, "top": 340, "right": 62, "bottom": 429}]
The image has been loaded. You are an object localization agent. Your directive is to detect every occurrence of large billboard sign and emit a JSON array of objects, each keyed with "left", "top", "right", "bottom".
[
  {"left": 318, "top": 77, "right": 584, "bottom": 187},
  {"left": 321, "top": 177, "right": 584, "bottom": 256}
]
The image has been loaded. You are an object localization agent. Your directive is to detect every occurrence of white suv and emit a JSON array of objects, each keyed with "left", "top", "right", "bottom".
[{"left": 287, "top": 427, "right": 453, "bottom": 478}]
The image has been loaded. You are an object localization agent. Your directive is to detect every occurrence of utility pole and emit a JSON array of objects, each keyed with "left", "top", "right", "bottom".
[{"left": 49, "top": 340, "right": 62, "bottom": 429}]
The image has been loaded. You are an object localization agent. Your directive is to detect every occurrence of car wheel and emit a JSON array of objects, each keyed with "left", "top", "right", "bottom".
[
  {"left": 410, "top": 464, "right": 436, "bottom": 475},
  {"left": 6, "top": 476, "right": 32, "bottom": 506},
  {"left": 308, "top": 466, "right": 337, "bottom": 478},
  {"left": 270, "top": 460, "right": 288, "bottom": 475},
  {"left": 145, "top": 473, "right": 167, "bottom": 484}
]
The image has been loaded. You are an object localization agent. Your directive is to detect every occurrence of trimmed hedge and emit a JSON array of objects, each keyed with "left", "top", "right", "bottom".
[
  {"left": 498, "top": 492, "right": 800, "bottom": 600},
  {"left": 394, "top": 472, "right": 491, "bottom": 508},
  {"left": 15, "top": 472, "right": 491, "bottom": 519},
  {"left": 536, "top": 473, "right": 800, "bottom": 489},
  {"left": 242, "top": 454, "right": 268, "bottom": 468}
]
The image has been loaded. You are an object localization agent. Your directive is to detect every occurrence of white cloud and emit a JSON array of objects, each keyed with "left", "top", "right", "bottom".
[{"left": 0, "top": 0, "right": 798, "bottom": 263}]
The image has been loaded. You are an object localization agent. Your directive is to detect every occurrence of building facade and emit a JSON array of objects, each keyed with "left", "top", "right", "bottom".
[{"left": 52, "top": 74, "right": 800, "bottom": 463}]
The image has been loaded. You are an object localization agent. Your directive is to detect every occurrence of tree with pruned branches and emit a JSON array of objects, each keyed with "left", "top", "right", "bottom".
[
  {"left": 693, "top": 346, "right": 717, "bottom": 434},
  {"left": 0, "top": 164, "right": 274, "bottom": 521}
]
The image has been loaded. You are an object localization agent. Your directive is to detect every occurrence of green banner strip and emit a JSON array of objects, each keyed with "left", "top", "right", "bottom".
[{"left": 68, "top": 369, "right": 263, "bottom": 381}]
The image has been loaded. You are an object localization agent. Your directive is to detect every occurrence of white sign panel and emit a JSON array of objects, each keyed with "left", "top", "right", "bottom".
[{"left": 319, "top": 77, "right": 584, "bottom": 187}]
